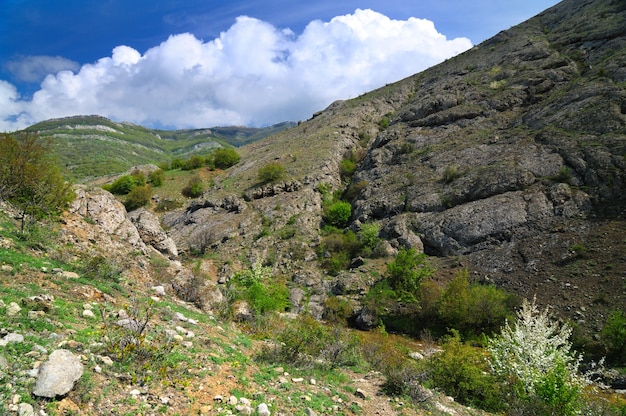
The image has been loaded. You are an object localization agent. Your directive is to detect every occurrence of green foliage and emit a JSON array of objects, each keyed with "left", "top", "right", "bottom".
[
  {"left": 602, "top": 310, "right": 626, "bottom": 365},
  {"left": 182, "top": 155, "right": 205, "bottom": 170},
  {"left": 170, "top": 158, "right": 185, "bottom": 170},
  {"left": 212, "top": 148, "right": 240, "bottom": 169},
  {"left": 181, "top": 175, "right": 204, "bottom": 198},
  {"left": 81, "top": 254, "right": 124, "bottom": 282},
  {"left": 147, "top": 169, "right": 165, "bottom": 187},
  {"left": 439, "top": 269, "right": 517, "bottom": 338},
  {"left": 257, "top": 315, "right": 361, "bottom": 369},
  {"left": 258, "top": 162, "right": 286, "bottom": 183},
  {"left": 0, "top": 133, "right": 75, "bottom": 232},
  {"left": 339, "top": 158, "right": 357, "bottom": 180},
  {"left": 229, "top": 261, "right": 289, "bottom": 316},
  {"left": 386, "top": 248, "right": 433, "bottom": 296},
  {"left": 124, "top": 184, "right": 152, "bottom": 211},
  {"left": 319, "top": 229, "right": 359, "bottom": 275},
  {"left": 357, "top": 222, "right": 384, "bottom": 258},
  {"left": 323, "top": 201, "right": 352, "bottom": 228},
  {"left": 429, "top": 330, "right": 504, "bottom": 411},
  {"left": 107, "top": 175, "right": 139, "bottom": 195}
]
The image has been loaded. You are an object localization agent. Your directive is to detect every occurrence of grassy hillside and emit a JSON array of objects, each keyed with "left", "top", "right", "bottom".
[{"left": 24, "top": 115, "right": 294, "bottom": 181}]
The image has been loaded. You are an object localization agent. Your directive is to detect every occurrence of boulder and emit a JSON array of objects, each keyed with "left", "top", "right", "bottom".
[
  {"left": 32, "top": 349, "right": 83, "bottom": 398},
  {"left": 128, "top": 208, "right": 178, "bottom": 259}
]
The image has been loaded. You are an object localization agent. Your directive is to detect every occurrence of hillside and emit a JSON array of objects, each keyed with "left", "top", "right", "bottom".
[
  {"left": 25, "top": 115, "right": 294, "bottom": 181},
  {"left": 162, "top": 0, "right": 626, "bottom": 340},
  {"left": 2, "top": 0, "right": 626, "bottom": 414}
]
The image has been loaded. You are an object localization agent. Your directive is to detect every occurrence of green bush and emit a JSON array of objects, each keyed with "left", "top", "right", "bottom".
[
  {"left": 429, "top": 330, "right": 503, "bottom": 412},
  {"left": 107, "top": 174, "right": 137, "bottom": 195},
  {"left": 323, "top": 201, "right": 352, "bottom": 227},
  {"left": 438, "top": 269, "right": 517, "bottom": 338},
  {"left": 319, "top": 229, "right": 359, "bottom": 274},
  {"left": 181, "top": 176, "right": 203, "bottom": 198},
  {"left": 258, "top": 162, "right": 286, "bottom": 183},
  {"left": 602, "top": 310, "right": 626, "bottom": 365},
  {"left": 386, "top": 248, "right": 433, "bottom": 296},
  {"left": 147, "top": 169, "right": 165, "bottom": 187},
  {"left": 213, "top": 148, "right": 240, "bottom": 169},
  {"left": 441, "top": 165, "right": 461, "bottom": 183},
  {"left": 340, "top": 158, "right": 357, "bottom": 180},
  {"left": 182, "top": 155, "right": 205, "bottom": 170},
  {"left": 124, "top": 184, "right": 152, "bottom": 211}
]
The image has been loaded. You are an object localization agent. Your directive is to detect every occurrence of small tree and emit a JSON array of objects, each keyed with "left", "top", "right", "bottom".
[
  {"left": 386, "top": 248, "right": 433, "bottom": 296},
  {"left": 487, "top": 297, "right": 592, "bottom": 415},
  {"left": 258, "top": 162, "right": 285, "bottom": 183},
  {"left": 0, "top": 133, "right": 74, "bottom": 232}
]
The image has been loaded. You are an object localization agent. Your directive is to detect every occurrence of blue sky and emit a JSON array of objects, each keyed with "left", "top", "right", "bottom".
[{"left": 0, "top": 0, "right": 560, "bottom": 131}]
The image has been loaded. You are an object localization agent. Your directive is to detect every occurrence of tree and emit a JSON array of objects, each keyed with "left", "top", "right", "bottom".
[
  {"left": 0, "top": 133, "right": 74, "bottom": 232},
  {"left": 323, "top": 201, "right": 352, "bottom": 227},
  {"left": 487, "top": 297, "right": 593, "bottom": 415}
]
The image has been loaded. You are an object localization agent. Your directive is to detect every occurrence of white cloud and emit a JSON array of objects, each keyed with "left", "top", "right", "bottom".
[
  {"left": 0, "top": 9, "right": 472, "bottom": 131},
  {"left": 5, "top": 55, "right": 80, "bottom": 83}
]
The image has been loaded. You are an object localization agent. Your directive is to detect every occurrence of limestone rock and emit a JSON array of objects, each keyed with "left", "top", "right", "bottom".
[
  {"left": 128, "top": 208, "right": 178, "bottom": 258},
  {"left": 32, "top": 349, "right": 84, "bottom": 398}
]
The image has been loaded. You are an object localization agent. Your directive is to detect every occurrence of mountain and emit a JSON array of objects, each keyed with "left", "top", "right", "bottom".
[
  {"left": 162, "top": 0, "right": 625, "bottom": 337},
  {"left": 24, "top": 115, "right": 295, "bottom": 180},
  {"left": 2, "top": 0, "right": 626, "bottom": 414}
]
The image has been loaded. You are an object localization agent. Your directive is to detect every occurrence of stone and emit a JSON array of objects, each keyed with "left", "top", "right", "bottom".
[
  {"left": 0, "top": 332, "right": 24, "bottom": 346},
  {"left": 355, "top": 388, "right": 367, "bottom": 399},
  {"left": 82, "top": 309, "right": 95, "bottom": 318},
  {"left": 153, "top": 285, "right": 166, "bottom": 297},
  {"left": 17, "top": 403, "right": 35, "bottom": 416},
  {"left": 7, "top": 302, "right": 21, "bottom": 316},
  {"left": 32, "top": 349, "right": 84, "bottom": 398},
  {"left": 257, "top": 403, "right": 271, "bottom": 416}
]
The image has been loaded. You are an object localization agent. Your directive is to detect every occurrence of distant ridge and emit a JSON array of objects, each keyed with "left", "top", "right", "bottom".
[{"left": 23, "top": 115, "right": 295, "bottom": 180}]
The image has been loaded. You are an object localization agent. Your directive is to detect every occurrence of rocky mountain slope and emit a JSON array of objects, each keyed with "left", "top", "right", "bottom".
[{"left": 161, "top": 0, "right": 625, "bottom": 337}]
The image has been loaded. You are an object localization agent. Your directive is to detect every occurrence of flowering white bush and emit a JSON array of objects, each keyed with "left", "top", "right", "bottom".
[{"left": 487, "top": 297, "right": 592, "bottom": 414}]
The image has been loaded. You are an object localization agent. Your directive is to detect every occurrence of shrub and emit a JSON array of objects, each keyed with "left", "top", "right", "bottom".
[
  {"left": 182, "top": 175, "right": 203, "bottom": 198},
  {"left": 339, "top": 158, "right": 357, "bottom": 180},
  {"left": 357, "top": 222, "right": 383, "bottom": 257},
  {"left": 108, "top": 175, "right": 138, "bottom": 195},
  {"left": 213, "top": 148, "right": 240, "bottom": 169},
  {"left": 323, "top": 201, "right": 352, "bottom": 227},
  {"left": 258, "top": 162, "right": 285, "bottom": 183},
  {"left": 343, "top": 180, "right": 368, "bottom": 202},
  {"left": 147, "top": 169, "right": 165, "bottom": 187},
  {"left": 487, "top": 297, "right": 593, "bottom": 416},
  {"left": 602, "top": 310, "right": 626, "bottom": 365},
  {"left": 386, "top": 248, "right": 433, "bottom": 296},
  {"left": 171, "top": 158, "right": 185, "bottom": 170},
  {"left": 438, "top": 269, "right": 517, "bottom": 338},
  {"left": 441, "top": 165, "right": 461, "bottom": 183},
  {"left": 124, "top": 184, "right": 152, "bottom": 211},
  {"left": 430, "top": 330, "right": 503, "bottom": 411},
  {"left": 182, "top": 155, "right": 205, "bottom": 170}
]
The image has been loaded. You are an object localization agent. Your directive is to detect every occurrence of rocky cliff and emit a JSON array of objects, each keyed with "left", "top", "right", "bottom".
[{"left": 162, "top": 0, "right": 626, "bottom": 334}]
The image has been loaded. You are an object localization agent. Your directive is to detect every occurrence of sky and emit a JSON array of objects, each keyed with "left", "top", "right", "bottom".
[{"left": 0, "top": 0, "right": 561, "bottom": 131}]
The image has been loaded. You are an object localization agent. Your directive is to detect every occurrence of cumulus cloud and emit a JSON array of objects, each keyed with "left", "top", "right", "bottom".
[
  {"left": 0, "top": 9, "right": 471, "bottom": 131},
  {"left": 5, "top": 55, "right": 80, "bottom": 83}
]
